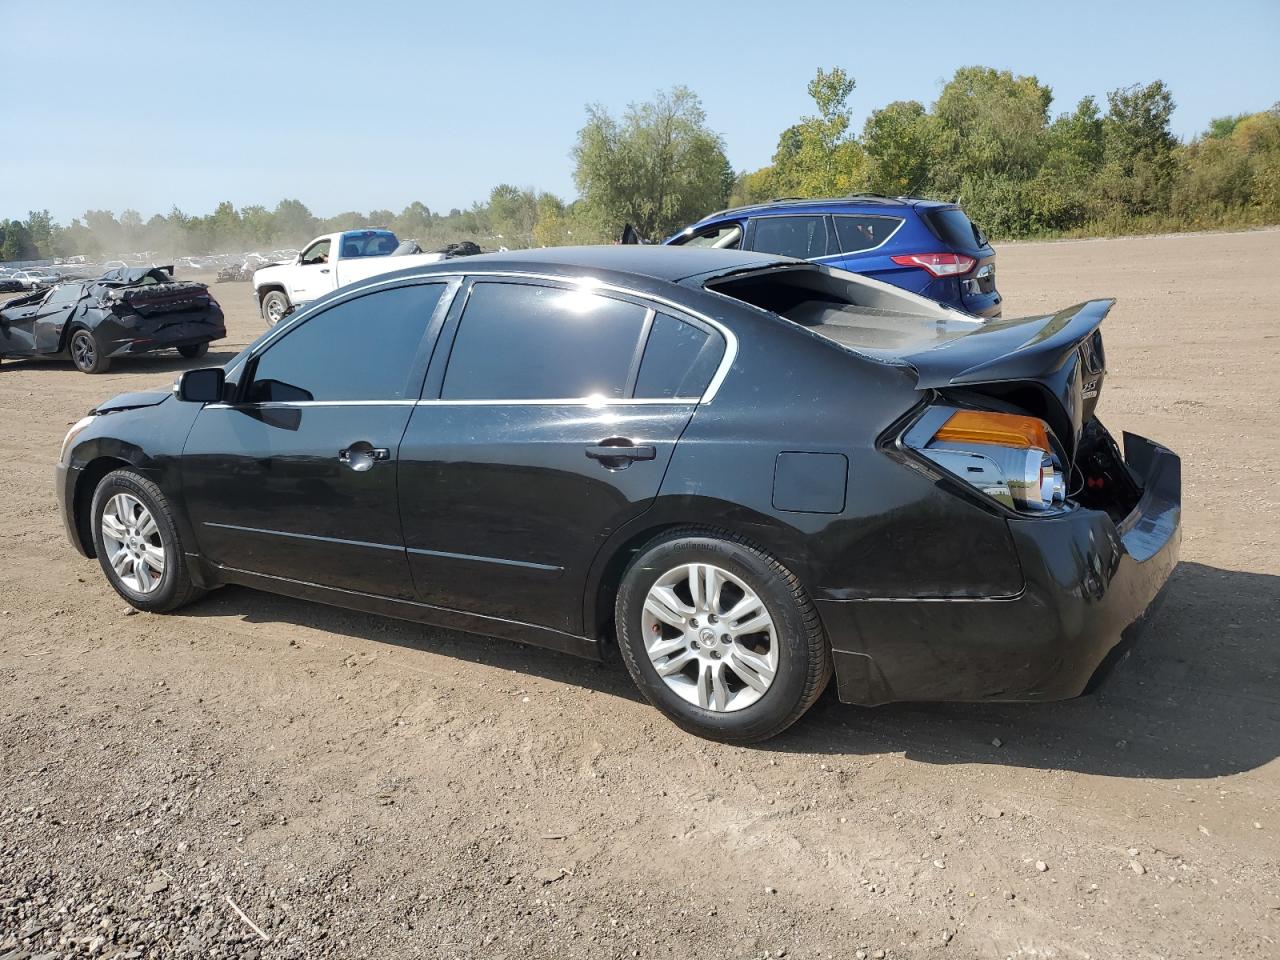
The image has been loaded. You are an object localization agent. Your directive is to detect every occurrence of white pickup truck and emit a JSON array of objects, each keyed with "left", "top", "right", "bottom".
[{"left": 251, "top": 229, "right": 445, "bottom": 325}]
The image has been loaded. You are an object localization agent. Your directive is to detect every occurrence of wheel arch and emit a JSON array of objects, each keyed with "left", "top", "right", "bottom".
[
  {"left": 582, "top": 498, "right": 822, "bottom": 643},
  {"left": 257, "top": 283, "right": 289, "bottom": 305},
  {"left": 71, "top": 454, "right": 134, "bottom": 557}
]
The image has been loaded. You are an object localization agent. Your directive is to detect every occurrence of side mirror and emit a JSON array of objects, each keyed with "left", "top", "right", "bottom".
[{"left": 175, "top": 367, "right": 225, "bottom": 403}]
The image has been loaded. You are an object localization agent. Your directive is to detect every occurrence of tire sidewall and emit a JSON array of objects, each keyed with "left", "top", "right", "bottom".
[
  {"left": 91, "top": 470, "right": 186, "bottom": 611},
  {"left": 617, "top": 534, "right": 816, "bottom": 741},
  {"left": 262, "top": 292, "right": 288, "bottom": 326}
]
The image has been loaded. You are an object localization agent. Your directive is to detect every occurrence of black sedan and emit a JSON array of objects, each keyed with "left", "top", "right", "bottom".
[
  {"left": 55, "top": 247, "right": 1181, "bottom": 742},
  {"left": 1, "top": 266, "right": 225, "bottom": 373}
]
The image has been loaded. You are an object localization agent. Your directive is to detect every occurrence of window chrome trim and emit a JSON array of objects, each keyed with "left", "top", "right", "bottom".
[
  {"left": 243, "top": 269, "right": 739, "bottom": 405},
  {"left": 204, "top": 397, "right": 700, "bottom": 410},
  {"left": 416, "top": 397, "right": 701, "bottom": 407}
]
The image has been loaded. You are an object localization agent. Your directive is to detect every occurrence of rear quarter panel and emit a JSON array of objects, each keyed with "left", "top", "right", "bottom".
[{"left": 644, "top": 305, "right": 1024, "bottom": 602}]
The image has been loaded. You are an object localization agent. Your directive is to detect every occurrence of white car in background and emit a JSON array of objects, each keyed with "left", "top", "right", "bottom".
[{"left": 252, "top": 229, "right": 447, "bottom": 325}]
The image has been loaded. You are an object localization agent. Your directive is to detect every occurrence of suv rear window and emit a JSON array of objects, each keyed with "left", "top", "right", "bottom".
[
  {"left": 923, "top": 208, "right": 987, "bottom": 251},
  {"left": 750, "top": 216, "right": 832, "bottom": 259},
  {"left": 833, "top": 215, "right": 904, "bottom": 253}
]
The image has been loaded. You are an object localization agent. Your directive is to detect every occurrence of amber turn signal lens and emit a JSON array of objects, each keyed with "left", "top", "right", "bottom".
[{"left": 933, "top": 411, "right": 1054, "bottom": 452}]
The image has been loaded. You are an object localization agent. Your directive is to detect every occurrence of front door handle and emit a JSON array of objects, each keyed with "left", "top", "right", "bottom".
[
  {"left": 585, "top": 439, "right": 657, "bottom": 468},
  {"left": 339, "top": 441, "right": 390, "bottom": 472}
]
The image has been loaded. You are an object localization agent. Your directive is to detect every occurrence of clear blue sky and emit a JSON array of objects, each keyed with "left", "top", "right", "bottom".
[{"left": 3, "top": 0, "right": 1277, "bottom": 225}]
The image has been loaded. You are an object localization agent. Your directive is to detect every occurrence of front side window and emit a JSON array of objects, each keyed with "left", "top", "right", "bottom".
[
  {"left": 833, "top": 215, "right": 904, "bottom": 253},
  {"left": 634, "top": 313, "right": 723, "bottom": 399},
  {"left": 245, "top": 283, "right": 444, "bottom": 403},
  {"left": 300, "top": 240, "right": 330, "bottom": 266},
  {"left": 750, "top": 216, "right": 832, "bottom": 259},
  {"left": 442, "top": 282, "right": 649, "bottom": 400},
  {"left": 673, "top": 222, "right": 743, "bottom": 250}
]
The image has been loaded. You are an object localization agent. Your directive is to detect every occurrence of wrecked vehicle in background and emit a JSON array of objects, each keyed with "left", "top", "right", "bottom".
[{"left": 0, "top": 266, "right": 225, "bottom": 373}]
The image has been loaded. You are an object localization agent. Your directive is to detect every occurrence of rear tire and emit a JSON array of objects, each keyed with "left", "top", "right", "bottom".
[
  {"left": 70, "top": 327, "right": 110, "bottom": 374},
  {"left": 91, "top": 468, "right": 204, "bottom": 613},
  {"left": 178, "top": 342, "right": 209, "bottom": 360},
  {"left": 261, "top": 290, "right": 290, "bottom": 326},
  {"left": 615, "top": 528, "right": 831, "bottom": 743}
]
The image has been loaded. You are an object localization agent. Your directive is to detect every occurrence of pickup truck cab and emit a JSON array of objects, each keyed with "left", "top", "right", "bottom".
[{"left": 252, "top": 229, "right": 444, "bottom": 325}]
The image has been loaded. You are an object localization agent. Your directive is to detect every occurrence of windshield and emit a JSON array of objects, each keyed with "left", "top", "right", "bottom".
[{"left": 339, "top": 231, "right": 399, "bottom": 258}]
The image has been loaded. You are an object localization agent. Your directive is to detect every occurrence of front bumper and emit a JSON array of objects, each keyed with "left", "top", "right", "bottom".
[
  {"left": 822, "top": 431, "right": 1181, "bottom": 705},
  {"left": 56, "top": 460, "right": 90, "bottom": 557}
]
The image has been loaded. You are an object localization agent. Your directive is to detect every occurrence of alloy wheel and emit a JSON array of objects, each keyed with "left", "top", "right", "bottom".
[
  {"left": 72, "top": 332, "right": 96, "bottom": 369},
  {"left": 100, "top": 493, "right": 165, "bottom": 594},
  {"left": 641, "top": 562, "right": 779, "bottom": 712}
]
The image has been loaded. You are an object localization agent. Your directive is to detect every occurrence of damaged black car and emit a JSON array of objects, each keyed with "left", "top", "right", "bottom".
[{"left": 0, "top": 266, "right": 225, "bottom": 374}]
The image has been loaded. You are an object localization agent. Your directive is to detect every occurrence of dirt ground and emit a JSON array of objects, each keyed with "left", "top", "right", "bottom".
[{"left": 1, "top": 231, "right": 1277, "bottom": 960}]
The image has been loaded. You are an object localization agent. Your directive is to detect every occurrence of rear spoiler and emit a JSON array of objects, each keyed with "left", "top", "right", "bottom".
[{"left": 907, "top": 299, "right": 1114, "bottom": 389}]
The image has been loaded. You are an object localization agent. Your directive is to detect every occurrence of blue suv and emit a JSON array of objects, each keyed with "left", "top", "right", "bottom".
[{"left": 665, "top": 196, "right": 1002, "bottom": 318}]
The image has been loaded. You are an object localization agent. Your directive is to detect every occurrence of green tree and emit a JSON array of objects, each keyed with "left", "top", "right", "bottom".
[
  {"left": 863, "top": 100, "right": 935, "bottom": 195},
  {"left": 1, "top": 220, "right": 37, "bottom": 261},
  {"left": 24, "top": 209, "right": 55, "bottom": 258},
  {"left": 1097, "top": 80, "right": 1179, "bottom": 216},
  {"left": 573, "top": 85, "right": 732, "bottom": 241},
  {"left": 933, "top": 67, "right": 1053, "bottom": 190},
  {"left": 271, "top": 199, "right": 318, "bottom": 246},
  {"left": 771, "top": 67, "right": 868, "bottom": 197},
  {"left": 487, "top": 184, "right": 540, "bottom": 247}
]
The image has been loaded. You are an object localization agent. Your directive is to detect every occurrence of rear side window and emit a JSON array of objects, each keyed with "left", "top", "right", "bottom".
[
  {"left": 246, "top": 283, "right": 444, "bottom": 402},
  {"left": 750, "top": 216, "right": 832, "bottom": 259},
  {"left": 924, "top": 208, "right": 987, "bottom": 251},
  {"left": 442, "top": 282, "right": 648, "bottom": 400},
  {"left": 833, "top": 215, "right": 904, "bottom": 253},
  {"left": 634, "top": 313, "right": 723, "bottom": 399}
]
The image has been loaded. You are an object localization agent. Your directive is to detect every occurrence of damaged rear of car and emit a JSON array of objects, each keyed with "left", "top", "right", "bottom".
[
  {"left": 0, "top": 266, "right": 225, "bottom": 373},
  {"left": 700, "top": 261, "right": 1180, "bottom": 706}
]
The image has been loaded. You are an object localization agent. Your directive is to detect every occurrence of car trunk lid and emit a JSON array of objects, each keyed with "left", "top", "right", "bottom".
[{"left": 896, "top": 299, "right": 1112, "bottom": 453}]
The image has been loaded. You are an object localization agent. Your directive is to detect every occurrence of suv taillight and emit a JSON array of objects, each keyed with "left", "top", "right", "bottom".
[{"left": 890, "top": 252, "right": 977, "bottom": 277}]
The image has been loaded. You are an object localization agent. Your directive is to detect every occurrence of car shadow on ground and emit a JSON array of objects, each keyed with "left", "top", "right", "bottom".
[{"left": 187, "top": 560, "right": 1277, "bottom": 780}]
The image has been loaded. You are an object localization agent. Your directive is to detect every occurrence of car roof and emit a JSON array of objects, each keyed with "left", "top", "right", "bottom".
[
  {"left": 402, "top": 245, "right": 793, "bottom": 284},
  {"left": 688, "top": 195, "right": 955, "bottom": 227}
]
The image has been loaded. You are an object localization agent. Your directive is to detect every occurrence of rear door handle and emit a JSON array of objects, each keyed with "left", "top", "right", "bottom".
[{"left": 585, "top": 440, "right": 656, "bottom": 467}]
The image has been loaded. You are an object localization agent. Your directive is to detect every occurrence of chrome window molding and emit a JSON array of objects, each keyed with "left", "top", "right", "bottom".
[
  {"left": 242, "top": 269, "right": 739, "bottom": 405},
  {"left": 204, "top": 397, "right": 701, "bottom": 411}
]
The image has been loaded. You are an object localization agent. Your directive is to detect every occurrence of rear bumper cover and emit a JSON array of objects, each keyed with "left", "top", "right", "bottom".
[
  {"left": 99, "top": 306, "right": 226, "bottom": 358},
  {"left": 823, "top": 431, "right": 1181, "bottom": 705}
]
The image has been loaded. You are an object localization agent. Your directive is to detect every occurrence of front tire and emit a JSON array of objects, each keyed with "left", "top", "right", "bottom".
[
  {"left": 261, "top": 290, "right": 290, "bottom": 326},
  {"left": 91, "top": 469, "right": 204, "bottom": 613},
  {"left": 70, "top": 328, "right": 110, "bottom": 374},
  {"left": 177, "top": 342, "right": 209, "bottom": 359},
  {"left": 616, "top": 528, "right": 831, "bottom": 743}
]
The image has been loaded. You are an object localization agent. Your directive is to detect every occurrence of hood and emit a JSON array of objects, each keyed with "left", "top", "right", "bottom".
[{"left": 92, "top": 390, "right": 171, "bottom": 414}]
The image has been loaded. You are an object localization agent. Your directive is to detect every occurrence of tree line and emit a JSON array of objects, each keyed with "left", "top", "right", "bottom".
[{"left": 3, "top": 66, "right": 1278, "bottom": 262}]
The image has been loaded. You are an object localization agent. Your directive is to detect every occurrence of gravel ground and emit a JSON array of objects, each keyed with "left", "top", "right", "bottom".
[{"left": 1, "top": 230, "right": 1278, "bottom": 959}]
